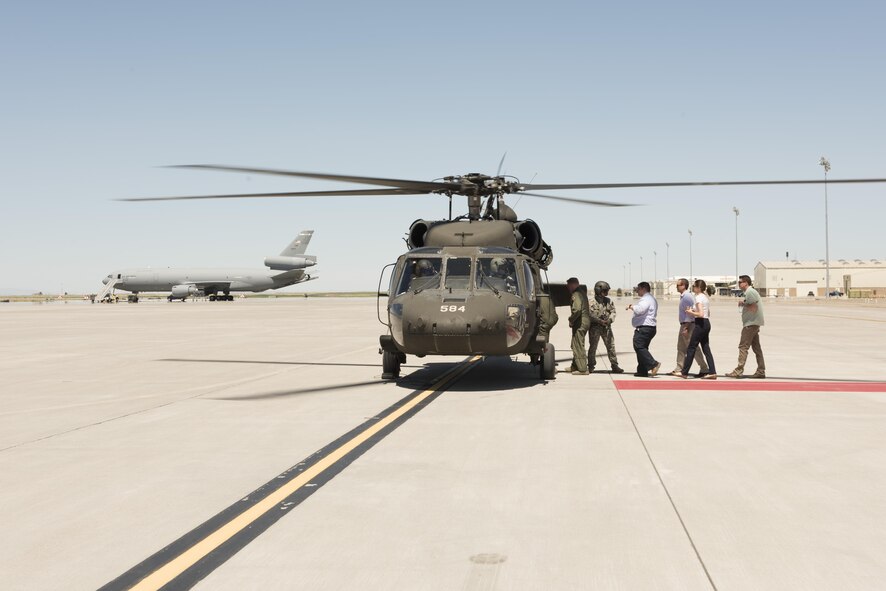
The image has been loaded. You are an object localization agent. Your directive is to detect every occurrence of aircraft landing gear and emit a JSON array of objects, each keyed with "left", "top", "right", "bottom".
[
  {"left": 209, "top": 295, "right": 217, "bottom": 301},
  {"left": 540, "top": 343, "right": 556, "bottom": 380},
  {"left": 382, "top": 350, "right": 405, "bottom": 380},
  {"left": 127, "top": 294, "right": 139, "bottom": 303}
]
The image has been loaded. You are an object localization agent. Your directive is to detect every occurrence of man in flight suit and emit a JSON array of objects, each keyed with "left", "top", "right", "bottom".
[
  {"left": 587, "top": 281, "right": 624, "bottom": 373},
  {"left": 567, "top": 277, "right": 591, "bottom": 375}
]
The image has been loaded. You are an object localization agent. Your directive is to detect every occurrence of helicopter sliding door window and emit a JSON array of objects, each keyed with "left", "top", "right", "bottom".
[{"left": 444, "top": 258, "right": 473, "bottom": 291}]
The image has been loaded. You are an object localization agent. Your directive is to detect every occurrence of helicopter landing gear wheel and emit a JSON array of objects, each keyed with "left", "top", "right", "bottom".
[
  {"left": 541, "top": 344, "right": 556, "bottom": 380},
  {"left": 382, "top": 350, "right": 402, "bottom": 380}
]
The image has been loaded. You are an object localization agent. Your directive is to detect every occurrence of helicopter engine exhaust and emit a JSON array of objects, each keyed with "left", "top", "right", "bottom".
[
  {"left": 516, "top": 220, "right": 541, "bottom": 256},
  {"left": 408, "top": 220, "right": 430, "bottom": 249},
  {"left": 516, "top": 219, "right": 553, "bottom": 269}
]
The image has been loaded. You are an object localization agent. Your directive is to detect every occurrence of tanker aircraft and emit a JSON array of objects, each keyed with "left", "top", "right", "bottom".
[{"left": 96, "top": 230, "right": 317, "bottom": 302}]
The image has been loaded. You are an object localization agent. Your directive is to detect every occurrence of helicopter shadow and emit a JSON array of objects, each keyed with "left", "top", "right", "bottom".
[
  {"left": 395, "top": 356, "right": 545, "bottom": 393},
  {"left": 553, "top": 351, "right": 636, "bottom": 373},
  {"left": 159, "top": 357, "right": 417, "bottom": 402},
  {"left": 206, "top": 380, "right": 387, "bottom": 401},
  {"left": 161, "top": 357, "right": 545, "bottom": 400},
  {"left": 159, "top": 358, "right": 424, "bottom": 370}
]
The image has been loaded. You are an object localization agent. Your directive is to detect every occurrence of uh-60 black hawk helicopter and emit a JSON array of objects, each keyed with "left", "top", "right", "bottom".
[{"left": 125, "top": 163, "right": 886, "bottom": 380}]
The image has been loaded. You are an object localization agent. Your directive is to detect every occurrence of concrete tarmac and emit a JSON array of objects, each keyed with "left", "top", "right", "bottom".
[{"left": 1, "top": 297, "right": 885, "bottom": 590}]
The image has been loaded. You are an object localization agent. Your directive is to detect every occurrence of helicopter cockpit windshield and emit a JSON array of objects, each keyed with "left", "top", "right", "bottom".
[
  {"left": 476, "top": 256, "right": 521, "bottom": 295},
  {"left": 444, "top": 258, "right": 472, "bottom": 290},
  {"left": 397, "top": 256, "right": 442, "bottom": 294}
]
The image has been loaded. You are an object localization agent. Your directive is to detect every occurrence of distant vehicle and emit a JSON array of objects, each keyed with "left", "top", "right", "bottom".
[
  {"left": 97, "top": 230, "right": 317, "bottom": 302},
  {"left": 807, "top": 291, "right": 815, "bottom": 297},
  {"left": 829, "top": 290, "right": 844, "bottom": 297}
]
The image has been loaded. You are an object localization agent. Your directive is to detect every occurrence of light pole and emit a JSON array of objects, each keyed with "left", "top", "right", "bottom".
[
  {"left": 653, "top": 250, "right": 658, "bottom": 290},
  {"left": 623, "top": 264, "right": 626, "bottom": 292},
  {"left": 820, "top": 156, "right": 831, "bottom": 298},
  {"left": 666, "top": 242, "right": 670, "bottom": 292},
  {"left": 640, "top": 256, "right": 644, "bottom": 282},
  {"left": 688, "top": 229, "right": 693, "bottom": 280},
  {"left": 733, "top": 206, "right": 740, "bottom": 291}
]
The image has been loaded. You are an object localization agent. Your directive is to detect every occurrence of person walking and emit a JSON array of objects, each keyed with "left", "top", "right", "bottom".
[
  {"left": 670, "top": 278, "right": 709, "bottom": 376},
  {"left": 567, "top": 277, "right": 591, "bottom": 375},
  {"left": 726, "top": 275, "right": 766, "bottom": 378},
  {"left": 679, "top": 279, "right": 717, "bottom": 379},
  {"left": 627, "top": 281, "right": 660, "bottom": 377},
  {"left": 587, "top": 281, "right": 624, "bottom": 373}
]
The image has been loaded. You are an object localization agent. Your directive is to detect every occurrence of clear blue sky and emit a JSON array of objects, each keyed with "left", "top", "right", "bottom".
[{"left": 2, "top": 1, "right": 884, "bottom": 293}]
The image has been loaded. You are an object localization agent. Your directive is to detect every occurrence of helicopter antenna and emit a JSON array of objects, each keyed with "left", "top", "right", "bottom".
[
  {"left": 496, "top": 151, "right": 508, "bottom": 177},
  {"left": 512, "top": 172, "right": 537, "bottom": 209}
]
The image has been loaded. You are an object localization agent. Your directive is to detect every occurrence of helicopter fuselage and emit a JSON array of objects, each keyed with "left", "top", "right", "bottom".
[{"left": 381, "top": 246, "right": 543, "bottom": 358}]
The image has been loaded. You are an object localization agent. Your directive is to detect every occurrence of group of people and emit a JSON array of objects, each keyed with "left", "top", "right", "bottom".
[{"left": 566, "top": 275, "right": 766, "bottom": 379}]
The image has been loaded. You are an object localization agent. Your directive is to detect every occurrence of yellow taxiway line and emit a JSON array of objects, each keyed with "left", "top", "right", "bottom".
[{"left": 130, "top": 355, "right": 482, "bottom": 591}]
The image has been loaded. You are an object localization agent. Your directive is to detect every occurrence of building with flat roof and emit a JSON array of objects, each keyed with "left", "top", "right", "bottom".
[{"left": 755, "top": 259, "right": 886, "bottom": 298}]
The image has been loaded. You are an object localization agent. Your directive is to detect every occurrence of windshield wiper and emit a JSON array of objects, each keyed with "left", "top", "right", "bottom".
[{"left": 477, "top": 267, "right": 500, "bottom": 296}]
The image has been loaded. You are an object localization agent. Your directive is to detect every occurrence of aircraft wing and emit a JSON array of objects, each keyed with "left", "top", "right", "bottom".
[{"left": 189, "top": 280, "right": 233, "bottom": 291}]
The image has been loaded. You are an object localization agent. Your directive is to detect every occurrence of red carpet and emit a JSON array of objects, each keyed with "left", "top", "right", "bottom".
[{"left": 613, "top": 380, "right": 886, "bottom": 392}]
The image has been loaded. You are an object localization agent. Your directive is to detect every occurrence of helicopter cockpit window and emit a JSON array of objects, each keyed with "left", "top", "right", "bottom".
[
  {"left": 476, "top": 257, "right": 521, "bottom": 295},
  {"left": 523, "top": 261, "right": 535, "bottom": 295},
  {"left": 397, "top": 257, "right": 442, "bottom": 294},
  {"left": 444, "top": 257, "right": 473, "bottom": 290}
]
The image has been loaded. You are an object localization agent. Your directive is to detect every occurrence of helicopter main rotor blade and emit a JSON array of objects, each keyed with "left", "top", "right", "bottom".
[
  {"left": 517, "top": 192, "right": 636, "bottom": 207},
  {"left": 521, "top": 178, "right": 886, "bottom": 191},
  {"left": 118, "top": 188, "right": 428, "bottom": 202},
  {"left": 167, "top": 164, "right": 461, "bottom": 192}
]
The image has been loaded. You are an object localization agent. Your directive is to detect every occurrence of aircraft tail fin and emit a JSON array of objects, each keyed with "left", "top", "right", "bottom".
[{"left": 279, "top": 230, "right": 314, "bottom": 256}]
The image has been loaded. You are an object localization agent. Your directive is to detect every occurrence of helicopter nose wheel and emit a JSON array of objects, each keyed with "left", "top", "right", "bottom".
[
  {"left": 541, "top": 343, "right": 556, "bottom": 380},
  {"left": 382, "top": 350, "right": 404, "bottom": 380}
]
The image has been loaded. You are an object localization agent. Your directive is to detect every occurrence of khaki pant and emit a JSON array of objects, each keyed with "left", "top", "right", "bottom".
[
  {"left": 674, "top": 321, "right": 708, "bottom": 373},
  {"left": 736, "top": 325, "right": 765, "bottom": 372},
  {"left": 588, "top": 325, "right": 619, "bottom": 369}
]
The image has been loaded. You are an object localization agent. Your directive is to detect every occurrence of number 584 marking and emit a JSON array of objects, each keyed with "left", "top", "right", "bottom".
[{"left": 440, "top": 305, "right": 466, "bottom": 312}]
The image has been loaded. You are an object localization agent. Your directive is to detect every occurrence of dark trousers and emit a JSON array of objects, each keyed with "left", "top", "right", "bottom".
[
  {"left": 632, "top": 325, "right": 658, "bottom": 375},
  {"left": 682, "top": 318, "right": 716, "bottom": 375}
]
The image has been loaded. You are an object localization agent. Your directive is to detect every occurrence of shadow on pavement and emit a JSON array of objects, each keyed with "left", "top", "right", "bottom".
[
  {"left": 397, "top": 356, "right": 545, "bottom": 393},
  {"left": 207, "top": 380, "right": 387, "bottom": 401},
  {"left": 159, "top": 358, "right": 422, "bottom": 370}
]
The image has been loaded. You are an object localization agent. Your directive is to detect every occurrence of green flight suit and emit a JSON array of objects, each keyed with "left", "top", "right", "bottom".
[
  {"left": 538, "top": 294, "right": 559, "bottom": 339},
  {"left": 569, "top": 289, "right": 591, "bottom": 373},
  {"left": 588, "top": 295, "right": 620, "bottom": 370}
]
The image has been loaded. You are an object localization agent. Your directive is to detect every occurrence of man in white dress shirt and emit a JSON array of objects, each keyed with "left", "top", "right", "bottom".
[{"left": 627, "top": 282, "right": 660, "bottom": 377}]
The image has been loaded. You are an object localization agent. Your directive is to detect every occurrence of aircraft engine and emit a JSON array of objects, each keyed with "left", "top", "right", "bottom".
[
  {"left": 516, "top": 219, "right": 553, "bottom": 269},
  {"left": 171, "top": 284, "right": 201, "bottom": 298},
  {"left": 264, "top": 256, "right": 317, "bottom": 270},
  {"left": 516, "top": 220, "right": 542, "bottom": 257},
  {"left": 407, "top": 220, "right": 431, "bottom": 249}
]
